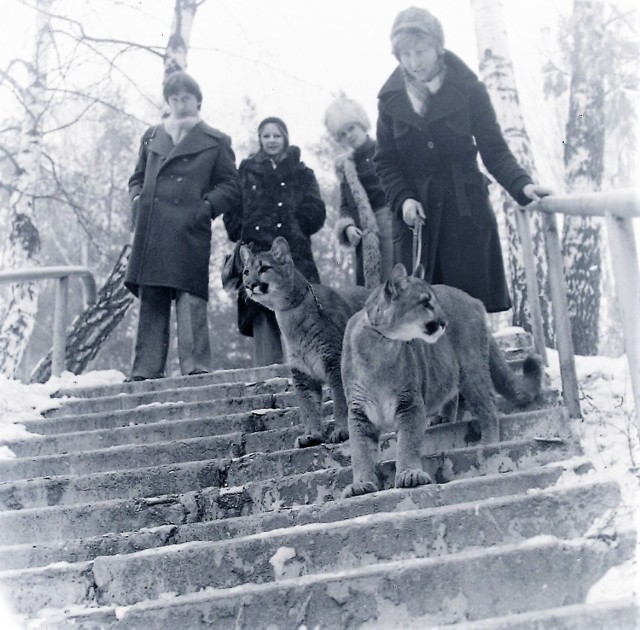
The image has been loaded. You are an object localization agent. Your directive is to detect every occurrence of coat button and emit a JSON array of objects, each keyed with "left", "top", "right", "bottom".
[
  {"left": 280, "top": 182, "right": 286, "bottom": 186},
  {"left": 255, "top": 225, "right": 260, "bottom": 230},
  {"left": 182, "top": 157, "right": 189, "bottom": 162},
  {"left": 277, "top": 202, "right": 283, "bottom": 207},
  {"left": 276, "top": 223, "right": 282, "bottom": 228},
  {"left": 252, "top": 185, "right": 257, "bottom": 190},
  {"left": 173, "top": 199, "right": 180, "bottom": 204},
  {"left": 176, "top": 176, "right": 183, "bottom": 182},
  {"left": 427, "top": 141, "right": 435, "bottom": 149}
]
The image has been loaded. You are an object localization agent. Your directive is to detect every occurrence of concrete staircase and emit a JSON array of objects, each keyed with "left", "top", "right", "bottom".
[{"left": 0, "top": 335, "right": 636, "bottom": 629}]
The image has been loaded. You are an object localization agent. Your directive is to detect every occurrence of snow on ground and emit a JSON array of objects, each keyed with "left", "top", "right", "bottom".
[{"left": 0, "top": 356, "right": 637, "bottom": 624}]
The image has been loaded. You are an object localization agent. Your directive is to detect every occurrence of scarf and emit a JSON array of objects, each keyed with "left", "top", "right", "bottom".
[
  {"left": 402, "top": 59, "right": 446, "bottom": 117},
  {"left": 163, "top": 114, "right": 201, "bottom": 146}
]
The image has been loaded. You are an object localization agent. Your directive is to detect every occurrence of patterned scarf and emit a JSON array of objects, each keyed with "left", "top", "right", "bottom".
[{"left": 402, "top": 59, "right": 446, "bottom": 117}]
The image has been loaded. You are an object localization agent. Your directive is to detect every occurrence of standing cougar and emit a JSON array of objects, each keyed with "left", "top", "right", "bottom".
[
  {"left": 341, "top": 264, "right": 542, "bottom": 498},
  {"left": 240, "top": 236, "right": 370, "bottom": 448}
]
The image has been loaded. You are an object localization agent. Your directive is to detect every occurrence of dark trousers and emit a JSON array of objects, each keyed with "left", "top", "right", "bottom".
[
  {"left": 131, "top": 286, "right": 211, "bottom": 378},
  {"left": 252, "top": 309, "right": 283, "bottom": 366}
]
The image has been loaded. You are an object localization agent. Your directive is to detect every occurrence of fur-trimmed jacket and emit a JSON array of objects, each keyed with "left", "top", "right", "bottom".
[
  {"left": 224, "top": 146, "right": 326, "bottom": 335},
  {"left": 334, "top": 137, "right": 385, "bottom": 288}
]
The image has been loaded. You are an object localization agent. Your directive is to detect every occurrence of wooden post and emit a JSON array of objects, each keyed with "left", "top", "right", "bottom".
[
  {"left": 541, "top": 214, "right": 582, "bottom": 418},
  {"left": 515, "top": 207, "right": 548, "bottom": 365},
  {"left": 52, "top": 276, "right": 69, "bottom": 377},
  {"left": 605, "top": 213, "right": 640, "bottom": 429}
]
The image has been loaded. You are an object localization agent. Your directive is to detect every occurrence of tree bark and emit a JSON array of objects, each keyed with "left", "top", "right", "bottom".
[
  {"left": 561, "top": 0, "right": 605, "bottom": 356},
  {"left": 29, "top": 0, "right": 201, "bottom": 380},
  {"left": 470, "top": 0, "right": 554, "bottom": 346},
  {"left": 0, "top": 0, "right": 53, "bottom": 378}
]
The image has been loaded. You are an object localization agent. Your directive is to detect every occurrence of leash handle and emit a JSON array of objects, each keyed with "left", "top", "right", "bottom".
[{"left": 412, "top": 215, "right": 424, "bottom": 275}]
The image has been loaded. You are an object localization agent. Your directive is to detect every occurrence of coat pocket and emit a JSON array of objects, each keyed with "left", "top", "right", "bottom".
[{"left": 465, "top": 173, "right": 497, "bottom": 228}]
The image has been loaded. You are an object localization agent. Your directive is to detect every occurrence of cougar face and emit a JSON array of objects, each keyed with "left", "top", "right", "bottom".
[{"left": 367, "top": 273, "right": 447, "bottom": 344}]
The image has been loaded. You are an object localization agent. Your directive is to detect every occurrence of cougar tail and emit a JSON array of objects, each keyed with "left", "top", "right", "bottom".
[{"left": 489, "top": 337, "right": 543, "bottom": 407}]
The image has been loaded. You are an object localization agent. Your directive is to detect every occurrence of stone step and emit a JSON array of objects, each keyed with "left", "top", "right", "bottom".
[
  {"left": 0, "top": 438, "right": 576, "bottom": 544},
  {"left": 0, "top": 460, "right": 592, "bottom": 571},
  {"left": 0, "top": 424, "right": 306, "bottom": 483},
  {"left": 22, "top": 531, "right": 636, "bottom": 628},
  {"left": 44, "top": 376, "right": 292, "bottom": 418},
  {"left": 0, "top": 479, "right": 622, "bottom": 616},
  {"left": 18, "top": 391, "right": 299, "bottom": 435},
  {"left": 454, "top": 598, "right": 639, "bottom": 629},
  {"left": 51, "top": 364, "right": 290, "bottom": 400},
  {"left": 2, "top": 406, "right": 309, "bottom": 459}
]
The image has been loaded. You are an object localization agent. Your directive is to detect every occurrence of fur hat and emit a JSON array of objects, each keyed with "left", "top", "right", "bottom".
[
  {"left": 324, "top": 98, "right": 371, "bottom": 139},
  {"left": 391, "top": 6, "right": 444, "bottom": 55}
]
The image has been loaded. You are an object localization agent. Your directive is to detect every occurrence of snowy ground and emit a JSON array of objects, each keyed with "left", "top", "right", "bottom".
[{"left": 0, "top": 354, "right": 637, "bottom": 626}]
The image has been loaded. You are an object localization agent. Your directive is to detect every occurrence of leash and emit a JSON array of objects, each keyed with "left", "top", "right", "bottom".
[{"left": 412, "top": 215, "right": 424, "bottom": 275}]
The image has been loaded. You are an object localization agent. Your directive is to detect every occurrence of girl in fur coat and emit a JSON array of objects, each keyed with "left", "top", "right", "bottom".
[
  {"left": 224, "top": 117, "right": 326, "bottom": 366},
  {"left": 324, "top": 98, "right": 394, "bottom": 289}
]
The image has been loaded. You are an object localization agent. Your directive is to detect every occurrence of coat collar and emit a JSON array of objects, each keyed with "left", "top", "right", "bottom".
[
  {"left": 148, "top": 121, "right": 222, "bottom": 161},
  {"left": 378, "top": 51, "right": 478, "bottom": 128}
]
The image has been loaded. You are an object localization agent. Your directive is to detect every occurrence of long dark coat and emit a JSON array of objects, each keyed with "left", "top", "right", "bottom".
[
  {"left": 374, "top": 51, "right": 533, "bottom": 312},
  {"left": 126, "top": 121, "right": 240, "bottom": 300},
  {"left": 224, "top": 146, "right": 326, "bottom": 335}
]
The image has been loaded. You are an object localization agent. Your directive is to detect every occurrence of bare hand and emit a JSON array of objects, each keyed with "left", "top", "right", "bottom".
[
  {"left": 522, "top": 184, "right": 554, "bottom": 202},
  {"left": 402, "top": 198, "right": 426, "bottom": 227},
  {"left": 345, "top": 225, "right": 362, "bottom": 246}
]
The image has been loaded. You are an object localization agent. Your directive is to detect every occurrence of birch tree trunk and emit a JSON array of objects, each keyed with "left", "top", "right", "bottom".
[
  {"left": 29, "top": 0, "right": 201, "bottom": 381},
  {"left": 0, "top": 0, "right": 53, "bottom": 378},
  {"left": 470, "top": 0, "right": 554, "bottom": 346},
  {"left": 561, "top": 0, "right": 604, "bottom": 356}
]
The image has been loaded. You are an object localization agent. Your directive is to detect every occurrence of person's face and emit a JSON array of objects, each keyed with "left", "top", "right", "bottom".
[
  {"left": 167, "top": 89, "right": 200, "bottom": 119},
  {"left": 335, "top": 123, "right": 368, "bottom": 150},
  {"left": 398, "top": 37, "right": 439, "bottom": 82},
  {"left": 259, "top": 123, "right": 286, "bottom": 156}
]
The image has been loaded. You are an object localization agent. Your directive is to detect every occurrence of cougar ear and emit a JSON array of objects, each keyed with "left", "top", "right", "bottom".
[
  {"left": 239, "top": 244, "right": 252, "bottom": 265},
  {"left": 385, "top": 263, "right": 409, "bottom": 299},
  {"left": 412, "top": 264, "right": 425, "bottom": 280},
  {"left": 271, "top": 236, "right": 292, "bottom": 262}
]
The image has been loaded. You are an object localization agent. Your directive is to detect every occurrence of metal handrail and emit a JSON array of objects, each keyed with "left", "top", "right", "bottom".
[
  {"left": 522, "top": 188, "right": 639, "bottom": 427},
  {"left": 0, "top": 266, "right": 97, "bottom": 377}
]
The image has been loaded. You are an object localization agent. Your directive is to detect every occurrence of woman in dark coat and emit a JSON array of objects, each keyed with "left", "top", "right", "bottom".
[
  {"left": 126, "top": 71, "right": 240, "bottom": 379},
  {"left": 224, "top": 116, "right": 326, "bottom": 366},
  {"left": 375, "top": 7, "right": 551, "bottom": 312}
]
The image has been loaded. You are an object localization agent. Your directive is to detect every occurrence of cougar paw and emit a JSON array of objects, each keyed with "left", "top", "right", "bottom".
[
  {"left": 294, "top": 433, "right": 323, "bottom": 449},
  {"left": 343, "top": 481, "right": 379, "bottom": 498},
  {"left": 327, "top": 427, "right": 349, "bottom": 444},
  {"left": 395, "top": 469, "right": 433, "bottom": 488},
  {"left": 480, "top": 423, "right": 500, "bottom": 444}
]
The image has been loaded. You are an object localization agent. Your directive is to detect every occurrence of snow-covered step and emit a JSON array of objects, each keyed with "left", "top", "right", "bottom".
[
  {"left": 28, "top": 532, "right": 636, "bottom": 629},
  {"left": 44, "top": 376, "right": 292, "bottom": 418},
  {"left": 0, "top": 460, "right": 593, "bottom": 571},
  {"left": 0, "top": 479, "right": 623, "bottom": 616}
]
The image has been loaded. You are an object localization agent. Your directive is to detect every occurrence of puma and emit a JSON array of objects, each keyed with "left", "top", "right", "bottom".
[
  {"left": 341, "top": 264, "right": 542, "bottom": 498},
  {"left": 240, "top": 236, "right": 370, "bottom": 448}
]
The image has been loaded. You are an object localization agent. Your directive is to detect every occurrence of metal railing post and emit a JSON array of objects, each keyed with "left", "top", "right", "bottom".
[
  {"left": 605, "top": 212, "right": 640, "bottom": 427},
  {"left": 540, "top": 213, "right": 582, "bottom": 419},
  {"left": 52, "top": 276, "right": 69, "bottom": 377}
]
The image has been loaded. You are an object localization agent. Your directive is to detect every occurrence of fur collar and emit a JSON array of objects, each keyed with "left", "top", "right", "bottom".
[{"left": 162, "top": 114, "right": 201, "bottom": 146}]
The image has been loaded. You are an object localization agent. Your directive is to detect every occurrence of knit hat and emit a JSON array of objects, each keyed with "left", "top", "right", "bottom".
[
  {"left": 324, "top": 98, "right": 371, "bottom": 139},
  {"left": 257, "top": 116, "right": 289, "bottom": 148},
  {"left": 391, "top": 6, "right": 445, "bottom": 55}
]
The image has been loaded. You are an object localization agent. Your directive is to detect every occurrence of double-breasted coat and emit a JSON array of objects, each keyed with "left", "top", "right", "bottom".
[
  {"left": 374, "top": 51, "right": 533, "bottom": 312},
  {"left": 224, "top": 146, "right": 326, "bottom": 335},
  {"left": 126, "top": 122, "right": 240, "bottom": 300}
]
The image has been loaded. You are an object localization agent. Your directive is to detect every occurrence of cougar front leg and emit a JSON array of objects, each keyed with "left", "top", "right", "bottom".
[
  {"left": 395, "top": 394, "right": 432, "bottom": 489},
  {"left": 326, "top": 363, "right": 349, "bottom": 444},
  {"left": 291, "top": 368, "right": 324, "bottom": 448},
  {"left": 343, "top": 402, "right": 380, "bottom": 498}
]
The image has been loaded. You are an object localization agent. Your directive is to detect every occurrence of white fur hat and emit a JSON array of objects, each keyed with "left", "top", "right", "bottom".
[{"left": 324, "top": 97, "right": 371, "bottom": 139}]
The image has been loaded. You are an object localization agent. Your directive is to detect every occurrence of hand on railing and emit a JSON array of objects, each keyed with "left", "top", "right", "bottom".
[{"left": 522, "top": 183, "right": 554, "bottom": 203}]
